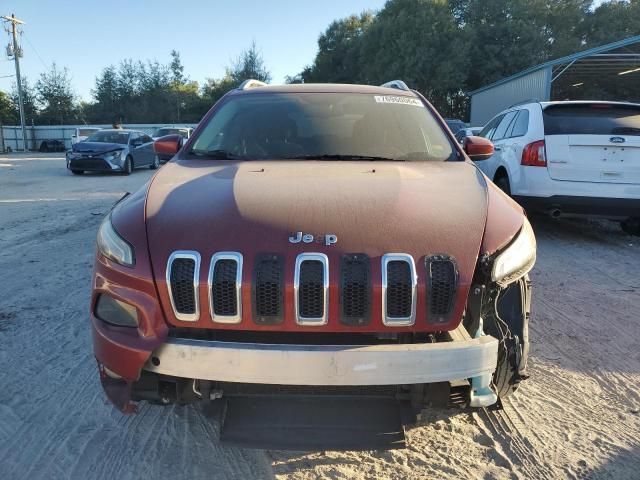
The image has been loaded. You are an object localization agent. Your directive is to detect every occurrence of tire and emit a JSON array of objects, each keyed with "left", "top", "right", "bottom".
[
  {"left": 150, "top": 155, "right": 160, "bottom": 170},
  {"left": 621, "top": 218, "right": 640, "bottom": 236},
  {"left": 485, "top": 276, "right": 531, "bottom": 399},
  {"left": 494, "top": 174, "right": 511, "bottom": 196},
  {"left": 71, "top": 169, "right": 84, "bottom": 175},
  {"left": 123, "top": 156, "right": 133, "bottom": 175}
]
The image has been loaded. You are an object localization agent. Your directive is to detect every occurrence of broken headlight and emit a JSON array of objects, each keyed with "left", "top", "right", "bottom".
[{"left": 491, "top": 217, "right": 536, "bottom": 287}]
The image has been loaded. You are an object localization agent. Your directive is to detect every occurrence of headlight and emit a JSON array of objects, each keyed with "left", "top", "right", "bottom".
[
  {"left": 104, "top": 150, "right": 122, "bottom": 161},
  {"left": 491, "top": 217, "right": 536, "bottom": 286},
  {"left": 96, "top": 214, "right": 135, "bottom": 267}
]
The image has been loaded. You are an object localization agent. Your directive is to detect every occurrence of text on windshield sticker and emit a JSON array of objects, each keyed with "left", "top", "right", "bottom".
[{"left": 374, "top": 95, "right": 423, "bottom": 107}]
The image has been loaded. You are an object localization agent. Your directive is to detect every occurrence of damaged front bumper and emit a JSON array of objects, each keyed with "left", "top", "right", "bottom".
[
  {"left": 93, "top": 316, "right": 500, "bottom": 412},
  {"left": 144, "top": 328, "right": 498, "bottom": 387}
]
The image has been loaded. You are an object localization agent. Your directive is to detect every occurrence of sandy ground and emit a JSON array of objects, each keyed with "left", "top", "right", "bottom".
[{"left": 0, "top": 153, "right": 639, "bottom": 479}]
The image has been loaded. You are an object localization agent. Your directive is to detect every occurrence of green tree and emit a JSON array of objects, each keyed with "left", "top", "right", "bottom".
[
  {"left": 0, "top": 90, "right": 17, "bottom": 125},
  {"left": 582, "top": 0, "right": 640, "bottom": 46},
  {"left": 229, "top": 41, "right": 272, "bottom": 84},
  {"left": 201, "top": 42, "right": 272, "bottom": 108},
  {"left": 10, "top": 76, "right": 38, "bottom": 125},
  {"left": 360, "top": 0, "right": 470, "bottom": 116},
  {"left": 35, "top": 63, "right": 78, "bottom": 124},
  {"left": 90, "top": 65, "right": 118, "bottom": 123},
  {"left": 302, "top": 12, "right": 374, "bottom": 83},
  {"left": 170, "top": 49, "right": 186, "bottom": 85}
]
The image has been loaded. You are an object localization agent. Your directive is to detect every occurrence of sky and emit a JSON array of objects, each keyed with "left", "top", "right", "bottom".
[{"left": 0, "top": 0, "right": 386, "bottom": 101}]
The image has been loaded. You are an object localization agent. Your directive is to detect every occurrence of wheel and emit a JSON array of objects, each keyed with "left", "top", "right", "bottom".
[
  {"left": 494, "top": 174, "right": 511, "bottom": 196},
  {"left": 484, "top": 276, "right": 530, "bottom": 399},
  {"left": 150, "top": 155, "right": 160, "bottom": 170},
  {"left": 621, "top": 218, "right": 640, "bottom": 236},
  {"left": 71, "top": 169, "right": 84, "bottom": 175},
  {"left": 123, "top": 156, "right": 133, "bottom": 175}
]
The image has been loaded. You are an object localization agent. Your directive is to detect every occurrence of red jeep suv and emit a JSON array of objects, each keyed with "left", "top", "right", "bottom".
[{"left": 91, "top": 80, "right": 535, "bottom": 448}]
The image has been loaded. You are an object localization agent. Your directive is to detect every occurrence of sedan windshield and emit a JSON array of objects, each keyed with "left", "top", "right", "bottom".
[
  {"left": 86, "top": 131, "right": 130, "bottom": 144},
  {"left": 189, "top": 93, "right": 455, "bottom": 161}
]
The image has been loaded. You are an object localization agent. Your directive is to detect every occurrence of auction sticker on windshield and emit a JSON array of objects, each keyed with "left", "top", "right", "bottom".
[{"left": 374, "top": 95, "right": 423, "bottom": 107}]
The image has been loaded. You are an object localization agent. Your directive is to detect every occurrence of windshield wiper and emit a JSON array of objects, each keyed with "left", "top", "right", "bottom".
[
  {"left": 189, "top": 149, "right": 241, "bottom": 159},
  {"left": 283, "top": 154, "right": 403, "bottom": 161}
]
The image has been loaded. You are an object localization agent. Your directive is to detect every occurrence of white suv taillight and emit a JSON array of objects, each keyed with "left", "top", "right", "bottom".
[{"left": 521, "top": 140, "right": 547, "bottom": 167}]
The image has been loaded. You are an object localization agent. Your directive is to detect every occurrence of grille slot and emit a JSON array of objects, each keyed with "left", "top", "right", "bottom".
[
  {"left": 295, "top": 253, "right": 329, "bottom": 325},
  {"left": 426, "top": 256, "right": 457, "bottom": 323},
  {"left": 382, "top": 254, "right": 416, "bottom": 326},
  {"left": 340, "top": 254, "right": 371, "bottom": 326},
  {"left": 253, "top": 254, "right": 284, "bottom": 325},
  {"left": 209, "top": 252, "right": 243, "bottom": 324},
  {"left": 167, "top": 251, "right": 201, "bottom": 322}
]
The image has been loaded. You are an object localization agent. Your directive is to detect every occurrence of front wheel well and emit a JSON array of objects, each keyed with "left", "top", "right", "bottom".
[{"left": 493, "top": 166, "right": 508, "bottom": 182}]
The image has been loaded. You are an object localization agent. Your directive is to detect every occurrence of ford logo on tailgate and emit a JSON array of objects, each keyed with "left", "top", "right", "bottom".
[{"left": 610, "top": 137, "right": 625, "bottom": 144}]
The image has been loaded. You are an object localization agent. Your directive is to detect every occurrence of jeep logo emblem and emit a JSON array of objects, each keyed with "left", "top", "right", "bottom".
[
  {"left": 610, "top": 136, "right": 625, "bottom": 144},
  {"left": 288, "top": 232, "right": 337, "bottom": 246}
]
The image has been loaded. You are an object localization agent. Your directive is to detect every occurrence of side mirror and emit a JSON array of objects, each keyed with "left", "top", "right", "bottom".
[
  {"left": 154, "top": 134, "right": 182, "bottom": 157},
  {"left": 464, "top": 136, "right": 494, "bottom": 161}
]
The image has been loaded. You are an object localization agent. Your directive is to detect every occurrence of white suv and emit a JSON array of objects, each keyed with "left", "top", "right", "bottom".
[{"left": 475, "top": 101, "right": 640, "bottom": 234}]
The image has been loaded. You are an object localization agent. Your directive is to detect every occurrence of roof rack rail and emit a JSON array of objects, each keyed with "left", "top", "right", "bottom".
[
  {"left": 239, "top": 79, "right": 268, "bottom": 90},
  {"left": 380, "top": 80, "right": 410, "bottom": 91}
]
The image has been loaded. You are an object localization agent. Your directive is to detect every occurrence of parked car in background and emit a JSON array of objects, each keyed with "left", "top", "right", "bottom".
[
  {"left": 152, "top": 126, "right": 193, "bottom": 140},
  {"left": 39, "top": 139, "right": 66, "bottom": 152},
  {"left": 71, "top": 127, "right": 101, "bottom": 144},
  {"left": 91, "top": 79, "right": 536, "bottom": 448},
  {"left": 152, "top": 126, "right": 193, "bottom": 162},
  {"left": 455, "top": 127, "right": 482, "bottom": 144},
  {"left": 66, "top": 129, "right": 159, "bottom": 175},
  {"left": 474, "top": 101, "right": 640, "bottom": 234},
  {"left": 445, "top": 118, "right": 467, "bottom": 134}
]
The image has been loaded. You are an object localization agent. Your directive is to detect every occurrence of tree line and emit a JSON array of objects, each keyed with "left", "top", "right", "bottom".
[
  {"left": 291, "top": 0, "right": 640, "bottom": 118},
  {"left": 1, "top": 0, "right": 639, "bottom": 125},
  {"left": 0, "top": 43, "right": 270, "bottom": 126}
]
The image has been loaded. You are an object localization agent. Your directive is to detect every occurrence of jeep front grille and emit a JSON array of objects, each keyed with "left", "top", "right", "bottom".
[
  {"left": 166, "top": 251, "right": 454, "bottom": 326},
  {"left": 340, "top": 254, "right": 371, "bottom": 326},
  {"left": 426, "top": 255, "right": 457, "bottom": 323},
  {"left": 167, "top": 251, "right": 201, "bottom": 322},
  {"left": 295, "top": 253, "right": 329, "bottom": 325},
  {"left": 381, "top": 254, "right": 417, "bottom": 326},
  {"left": 253, "top": 254, "right": 284, "bottom": 325},
  {"left": 208, "top": 252, "right": 243, "bottom": 323}
]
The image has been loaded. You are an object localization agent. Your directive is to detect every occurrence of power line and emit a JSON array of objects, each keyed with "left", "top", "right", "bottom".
[{"left": 22, "top": 32, "right": 48, "bottom": 70}]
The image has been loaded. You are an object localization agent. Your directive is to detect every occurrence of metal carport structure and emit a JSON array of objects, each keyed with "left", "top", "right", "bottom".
[{"left": 468, "top": 35, "right": 640, "bottom": 126}]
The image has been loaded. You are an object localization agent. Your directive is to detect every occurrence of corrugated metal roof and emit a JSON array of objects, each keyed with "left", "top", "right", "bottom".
[{"left": 468, "top": 35, "right": 640, "bottom": 95}]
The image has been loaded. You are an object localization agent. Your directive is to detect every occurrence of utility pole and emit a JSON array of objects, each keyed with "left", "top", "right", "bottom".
[{"left": 2, "top": 14, "right": 26, "bottom": 151}]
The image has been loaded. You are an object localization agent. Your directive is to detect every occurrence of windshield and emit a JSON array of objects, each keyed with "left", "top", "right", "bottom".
[
  {"left": 155, "top": 128, "right": 189, "bottom": 137},
  {"left": 86, "top": 131, "right": 130, "bottom": 144},
  {"left": 189, "top": 93, "right": 455, "bottom": 161}
]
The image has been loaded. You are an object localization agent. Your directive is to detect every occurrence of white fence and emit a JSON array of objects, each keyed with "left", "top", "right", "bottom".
[{"left": 0, "top": 124, "right": 198, "bottom": 152}]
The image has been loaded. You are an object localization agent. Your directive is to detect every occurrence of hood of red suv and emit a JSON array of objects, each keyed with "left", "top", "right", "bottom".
[{"left": 145, "top": 159, "right": 489, "bottom": 331}]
